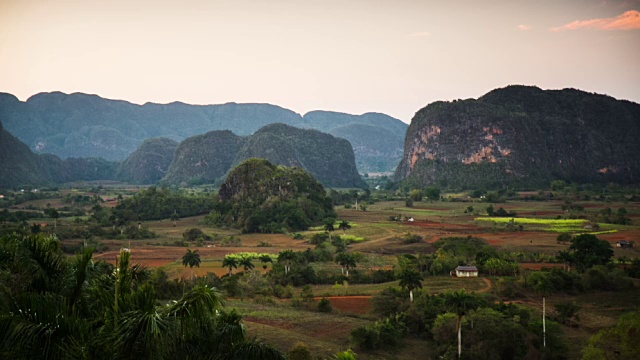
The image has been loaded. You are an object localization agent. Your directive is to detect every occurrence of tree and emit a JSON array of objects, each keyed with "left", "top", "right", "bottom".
[
  {"left": 239, "top": 257, "right": 255, "bottom": 272},
  {"left": 424, "top": 187, "right": 440, "bottom": 201},
  {"left": 396, "top": 268, "right": 423, "bottom": 302},
  {"left": 443, "top": 289, "right": 482, "bottom": 359},
  {"left": 44, "top": 208, "right": 60, "bottom": 230},
  {"left": 335, "top": 252, "right": 357, "bottom": 277},
  {"left": 338, "top": 220, "right": 351, "bottom": 235},
  {"left": 568, "top": 234, "right": 614, "bottom": 272},
  {"left": 222, "top": 256, "right": 238, "bottom": 274},
  {"left": 582, "top": 311, "right": 640, "bottom": 360},
  {"left": 278, "top": 249, "right": 296, "bottom": 275},
  {"left": 556, "top": 250, "right": 574, "bottom": 271},
  {"left": 486, "top": 205, "right": 494, "bottom": 216},
  {"left": 324, "top": 218, "right": 336, "bottom": 241},
  {"left": 182, "top": 249, "right": 201, "bottom": 279},
  {"left": 409, "top": 189, "right": 423, "bottom": 201},
  {"left": 0, "top": 233, "right": 285, "bottom": 360},
  {"left": 259, "top": 254, "right": 273, "bottom": 270},
  {"left": 556, "top": 232, "right": 571, "bottom": 244},
  {"left": 171, "top": 210, "right": 179, "bottom": 227}
]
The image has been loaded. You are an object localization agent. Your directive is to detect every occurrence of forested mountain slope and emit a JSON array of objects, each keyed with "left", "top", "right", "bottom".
[{"left": 395, "top": 86, "right": 640, "bottom": 188}]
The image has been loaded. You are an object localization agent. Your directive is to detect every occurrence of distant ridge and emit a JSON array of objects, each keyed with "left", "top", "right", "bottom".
[{"left": 0, "top": 92, "right": 407, "bottom": 173}]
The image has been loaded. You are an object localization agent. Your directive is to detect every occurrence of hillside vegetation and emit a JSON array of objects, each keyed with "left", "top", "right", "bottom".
[
  {"left": 117, "top": 138, "right": 178, "bottom": 184},
  {"left": 396, "top": 86, "right": 640, "bottom": 189},
  {"left": 210, "top": 158, "right": 336, "bottom": 233}
]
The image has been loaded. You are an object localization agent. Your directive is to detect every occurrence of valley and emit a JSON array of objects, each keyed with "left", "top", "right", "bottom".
[{"left": 2, "top": 183, "right": 638, "bottom": 359}]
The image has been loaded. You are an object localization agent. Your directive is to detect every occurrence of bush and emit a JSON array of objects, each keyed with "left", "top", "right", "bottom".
[
  {"left": 402, "top": 233, "right": 422, "bottom": 244},
  {"left": 220, "top": 236, "right": 242, "bottom": 247},
  {"left": 182, "top": 228, "right": 209, "bottom": 242},
  {"left": 351, "top": 315, "right": 406, "bottom": 351},
  {"left": 301, "top": 285, "right": 314, "bottom": 302},
  {"left": 288, "top": 342, "right": 313, "bottom": 360},
  {"left": 318, "top": 297, "right": 333, "bottom": 313},
  {"left": 405, "top": 198, "right": 414, "bottom": 207},
  {"left": 310, "top": 232, "right": 329, "bottom": 245}
]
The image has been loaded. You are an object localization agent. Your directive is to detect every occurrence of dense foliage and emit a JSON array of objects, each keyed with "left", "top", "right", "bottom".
[
  {"left": 114, "top": 187, "right": 216, "bottom": 221},
  {"left": 208, "top": 159, "right": 335, "bottom": 233},
  {"left": 0, "top": 233, "right": 284, "bottom": 360}
]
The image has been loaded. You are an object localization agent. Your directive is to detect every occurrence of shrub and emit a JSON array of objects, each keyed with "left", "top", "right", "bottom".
[
  {"left": 405, "top": 198, "right": 414, "bottom": 207},
  {"left": 301, "top": 285, "right": 314, "bottom": 302},
  {"left": 318, "top": 297, "right": 333, "bottom": 313},
  {"left": 220, "top": 236, "right": 241, "bottom": 247},
  {"left": 351, "top": 315, "right": 406, "bottom": 351},
  {"left": 402, "top": 233, "right": 422, "bottom": 244},
  {"left": 333, "top": 349, "right": 358, "bottom": 360},
  {"left": 288, "top": 342, "right": 313, "bottom": 360}
]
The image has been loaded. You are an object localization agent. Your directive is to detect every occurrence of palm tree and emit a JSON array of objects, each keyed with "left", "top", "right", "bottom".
[
  {"left": 182, "top": 249, "right": 201, "bottom": 279},
  {"left": 259, "top": 254, "right": 273, "bottom": 270},
  {"left": 397, "top": 267, "right": 423, "bottom": 302},
  {"left": 323, "top": 218, "right": 336, "bottom": 241},
  {"left": 338, "top": 220, "right": 351, "bottom": 235},
  {"left": 170, "top": 210, "right": 179, "bottom": 227},
  {"left": 222, "top": 256, "right": 238, "bottom": 274},
  {"left": 45, "top": 208, "right": 60, "bottom": 230},
  {"left": 277, "top": 249, "right": 296, "bottom": 275},
  {"left": 335, "top": 252, "right": 357, "bottom": 277},
  {"left": 443, "top": 289, "right": 482, "bottom": 359},
  {"left": 239, "top": 257, "right": 255, "bottom": 272},
  {"left": 557, "top": 250, "right": 574, "bottom": 271},
  {"left": 0, "top": 233, "right": 286, "bottom": 360}
]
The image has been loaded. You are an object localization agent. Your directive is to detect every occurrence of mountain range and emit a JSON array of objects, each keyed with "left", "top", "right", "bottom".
[
  {"left": 0, "top": 121, "right": 365, "bottom": 189},
  {"left": 0, "top": 92, "right": 407, "bottom": 174}
]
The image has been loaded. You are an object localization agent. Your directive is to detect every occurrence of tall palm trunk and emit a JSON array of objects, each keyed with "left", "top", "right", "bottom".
[{"left": 457, "top": 316, "right": 462, "bottom": 359}]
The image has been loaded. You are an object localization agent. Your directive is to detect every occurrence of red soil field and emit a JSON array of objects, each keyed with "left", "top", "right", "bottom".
[
  {"left": 93, "top": 246, "right": 279, "bottom": 267},
  {"left": 319, "top": 296, "right": 372, "bottom": 315},
  {"left": 520, "top": 263, "right": 565, "bottom": 270}
]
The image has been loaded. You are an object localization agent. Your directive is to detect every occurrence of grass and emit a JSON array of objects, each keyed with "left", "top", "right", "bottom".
[
  {"left": 476, "top": 217, "right": 588, "bottom": 226},
  {"left": 304, "top": 276, "right": 489, "bottom": 297}
]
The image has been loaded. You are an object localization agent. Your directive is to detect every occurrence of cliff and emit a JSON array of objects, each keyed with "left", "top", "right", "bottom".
[{"left": 395, "top": 86, "right": 640, "bottom": 188}]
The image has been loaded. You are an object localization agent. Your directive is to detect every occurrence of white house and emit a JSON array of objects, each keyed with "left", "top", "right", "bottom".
[{"left": 454, "top": 266, "right": 478, "bottom": 277}]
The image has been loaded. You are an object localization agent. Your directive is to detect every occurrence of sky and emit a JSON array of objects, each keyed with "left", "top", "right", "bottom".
[{"left": 1, "top": 0, "right": 639, "bottom": 123}]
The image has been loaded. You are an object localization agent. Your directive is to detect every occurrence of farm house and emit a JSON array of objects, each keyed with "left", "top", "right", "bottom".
[{"left": 453, "top": 266, "right": 479, "bottom": 277}]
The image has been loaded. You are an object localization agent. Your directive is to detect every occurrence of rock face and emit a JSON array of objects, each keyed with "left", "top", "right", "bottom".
[
  {"left": 395, "top": 86, "right": 640, "bottom": 188},
  {"left": 162, "top": 124, "right": 366, "bottom": 188},
  {"left": 0, "top": 92, "right": 407, "bottom": 173},
  {"left": 117, "top": 138, "right": 179, "bottom": 184}
]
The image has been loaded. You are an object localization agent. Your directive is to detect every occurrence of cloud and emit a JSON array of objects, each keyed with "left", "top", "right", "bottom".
[
  {"left": 409, "top": 31, "right": 431, "bottom": 38},
  {"left": 551, "top": 10, "right": 640, "bottom": 31},
  {"left": 517, "top": 24, "right": 532, "bottom": 31}
]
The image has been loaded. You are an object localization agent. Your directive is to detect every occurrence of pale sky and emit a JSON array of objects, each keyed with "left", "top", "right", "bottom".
[{"left": 1, "top": 0, "right": 639, "bottom": 123}]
